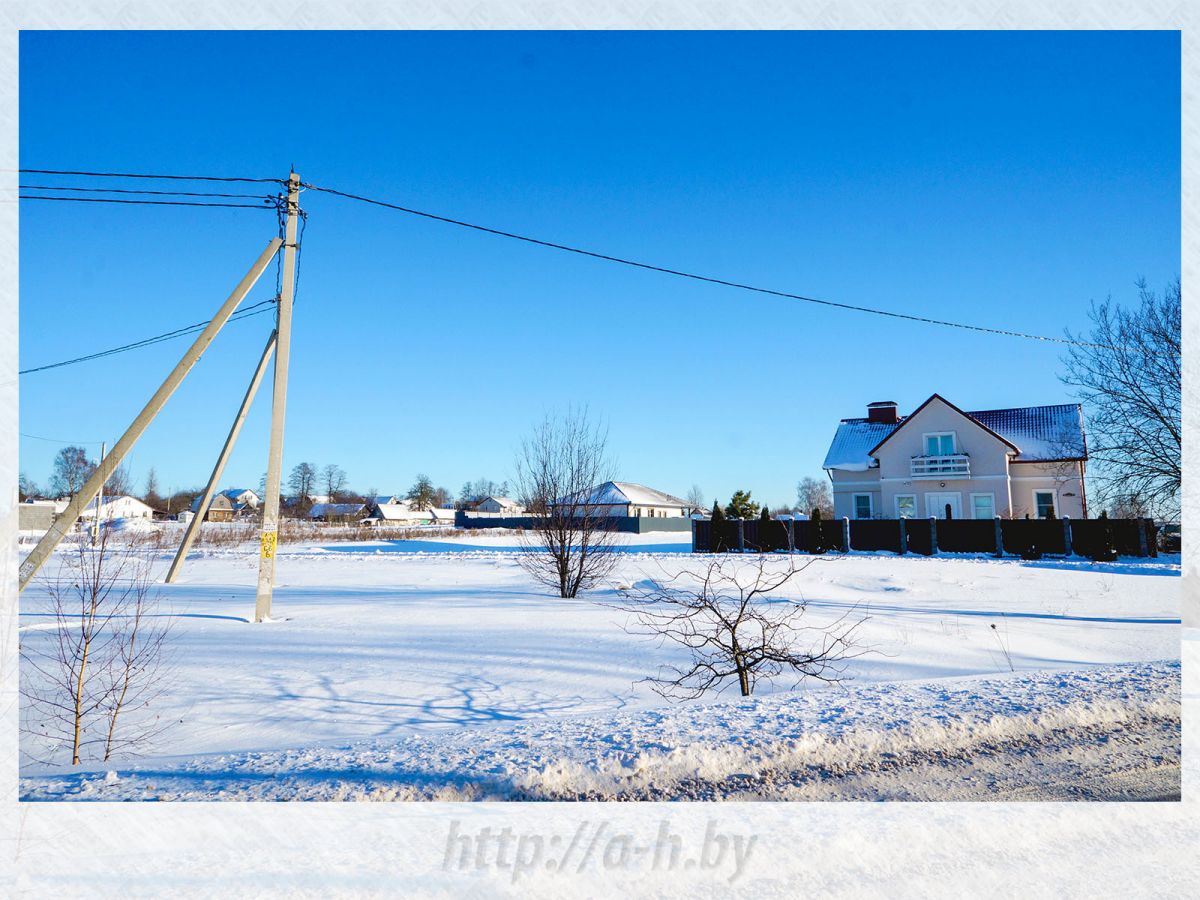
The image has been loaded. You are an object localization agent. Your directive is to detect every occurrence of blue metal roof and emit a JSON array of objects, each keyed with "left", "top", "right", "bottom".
[{"left": 823, "top": 402, "right": 1085, "bottom": 471}]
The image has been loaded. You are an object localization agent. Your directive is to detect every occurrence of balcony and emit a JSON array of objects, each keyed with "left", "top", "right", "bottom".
[{"left": 911, "top": 454, "right": 970, "bottom": 478}]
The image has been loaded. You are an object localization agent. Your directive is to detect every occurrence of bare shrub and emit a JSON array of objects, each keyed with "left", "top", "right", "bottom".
[
  {"left": 21, "top": 526, "right": 173, "bottom": 765},
  {"left": 616, "top": 557, "right": 869, "bottom": 698},
  {"left": 513, "top": 407, "right": 621, "bottom": 598}
]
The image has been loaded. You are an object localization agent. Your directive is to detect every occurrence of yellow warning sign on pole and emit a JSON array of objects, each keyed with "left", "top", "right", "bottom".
[{"left": 260, "top": 531, "right": 277, "bottom": 559}]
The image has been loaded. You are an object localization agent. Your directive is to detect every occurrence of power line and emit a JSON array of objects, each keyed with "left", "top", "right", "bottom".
[
  {"left": 19, "top": 299, "right": 278, "bottom": 375},
  {"left": 301, "top": 181, "right": 1109, "bottom": 351},
  {"left": 20, "top": 432, "right": 103, "bottom": 445},
  {"left": 17, "top": 167, "right": 284, "bottom": 185},
  {"left": 19, "top": 194, "right": 280, "bottom": 211},
  {"left": 18, "top": 183, "right": 283, "bottom": 201}
]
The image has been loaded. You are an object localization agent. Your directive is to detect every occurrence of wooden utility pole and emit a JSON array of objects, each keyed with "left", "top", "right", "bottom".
[
  {"left": 18, "top": 237, "right": 283, "bottom": 591},
  {"left": 165, "top": 329, "right": 278, "bottom": 584},
  {"left": 253, "top": 172, "right": 301, "bottom": 622}
]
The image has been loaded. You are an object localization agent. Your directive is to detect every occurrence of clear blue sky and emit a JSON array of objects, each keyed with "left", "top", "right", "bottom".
[{"left": 18, "top": 30, "right": 1180, "bottom": 508}]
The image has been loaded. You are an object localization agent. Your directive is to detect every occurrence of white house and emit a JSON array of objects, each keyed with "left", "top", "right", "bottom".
[
  {"left": 553, "top": 482, "right": 695, "bottom": 518},
  {"left": 363, "top": 501, "right": 435, "bottom": 526},
  {"left": 475, "top": 496, "right": 524, "bottom": 514},
  {"left": 79, "top": 495, "right": 155, "bottom": 521},
  {"left": 822, "top": 395, "right": 1088, "bottom": 521},
  {"left": 220, "top": 488, "right": 260, "bottom": 509}
]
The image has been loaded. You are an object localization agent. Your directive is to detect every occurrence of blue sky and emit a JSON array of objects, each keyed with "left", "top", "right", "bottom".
[{"left": 18, "top": 30, "right": 1179, "bottom": 508}]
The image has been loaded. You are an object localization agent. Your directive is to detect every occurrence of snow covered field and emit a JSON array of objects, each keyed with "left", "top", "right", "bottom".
[{"left": 18, "top": 531, "right": 1182, "bottom": 800}]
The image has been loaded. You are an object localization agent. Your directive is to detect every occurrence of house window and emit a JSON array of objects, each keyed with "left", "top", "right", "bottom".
[
  {"left": 895, "top": 495, "right": 916, "bottom": 518},
  {"left": 971, "top": 493, "right": 995, "bottom": 520},
  {"left": 1034, "top": 491, "right": 1057, "bottom": 519},
  {"left": 853, "top": 494, "right": 873, "bottom": 519},
  {"left": 924, "top": 432, "right": 956, "bottom": 456}
]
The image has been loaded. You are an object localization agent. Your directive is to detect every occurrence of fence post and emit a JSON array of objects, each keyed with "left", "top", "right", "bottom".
[
  {"left": 842, "top": 517, "right": 851, "bottom": 553},
  {"left": 1062, "top": 516, "right": 1073, "bottom": 556},
  {"left": 736, "top": 518, "right": 745, "bottom": 553},
  {"left": 1136, "top": 518, "right": 1149, "bottom": 557},
  {"left": 994, "top": 516, "right": 1004, "bottom": 557},
  {"left": 929, "top": 517, "right": 939, "bottom": 555},
  {"left": 898, "top": 518, "right": 908, "bottom": 555},
  {"left": 1147, "top": 518, "right": 1158, "bottom": 558},
  {"left": 786, "top": 517, "right": 795, "bottom": 554},
  {"left": 691, "top": 516, "right": 697, "bottom": 553}
]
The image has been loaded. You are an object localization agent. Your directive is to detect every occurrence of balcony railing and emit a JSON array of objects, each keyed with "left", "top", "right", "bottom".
[{"left": 911, "top": 454, "right": 970, "bottom": 478}]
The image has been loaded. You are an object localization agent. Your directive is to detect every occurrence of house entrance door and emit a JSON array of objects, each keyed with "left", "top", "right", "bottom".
[{"left": 924, "top": 492, "right": 962, "bottom": 519}]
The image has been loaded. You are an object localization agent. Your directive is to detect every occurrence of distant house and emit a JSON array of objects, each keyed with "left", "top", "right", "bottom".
[
  {"left": 552, "top": 482, "right": 695, "bottom": 518},
  {"left": 192, "top": 493, "right": 236, "bottom": 522},
  {"left": 309, "top": 502, "right": 367, "bottom": 523},
  {"left": 220, "top": 488, "right": 260, "bottom": 509},
  {"left": 79, "top": 495, "right": 155, "bottom": 521},
  {"left": 372, "top": 494, "right": 399, "bottom": 506},
  {"left": 188, "top": 488, "right": 260, "bottom": 520},
  {"left": 363, "top": 502, "right": 423, "bottom": 525},
  {"left": 822, "top": 395, "right": 1088, "bottom": 521},
  {"left": 476, "top": 496, "right": 524, "bottom": 514},
  {"left": 176, "top": 509, "right": 196, "bottom": 524},
  {"left": 362, "top": 501, "right": 455, "bottom": 526},
  {"left": 19, "top": 499, "right": 58, "bottom": 531}
]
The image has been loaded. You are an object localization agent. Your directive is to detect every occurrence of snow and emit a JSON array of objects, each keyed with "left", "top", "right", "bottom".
[
  {"left": 20, "top": 660, "right": 1179, "bottom": 801},
  {"left": 17, "top": 532, "right": 1181, "bottom": 800}
]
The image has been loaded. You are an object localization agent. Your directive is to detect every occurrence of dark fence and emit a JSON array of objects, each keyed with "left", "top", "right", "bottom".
[
  {"left": 691, "top": 516, "right": 1158, "bottom": 558},
  {"left": 456, "top": 512, "right": 693, "bottom": 534}
]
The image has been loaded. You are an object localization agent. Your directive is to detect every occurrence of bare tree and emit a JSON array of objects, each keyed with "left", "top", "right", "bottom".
[
  {"left": 287, "top": 462, "right": 318, "bottom": 502},
  {"left": 796, "top": 476, "right": 834, "bottom": 519},
  {"left": 514, "top": 408, "right": 622, "bottom": 598},
  {"left": 143, "top": 467, "right": 163, "bottom": 510},
  {"left": 432, "top": 486, "right": 453, "bottom": 509},
  {"left": 104, "top": 462, "right": 134, "bottom": 498},
  {"left": 1061, "top": 279, "right": 1181, "bottom": 518},
  {"left": 19, "top": 471, "right": 40, "bottom": 501},
  {"left": 615, "top": 557, "right": 868, "bottom": 698},
  {"left": 21, "top": 527, "right": 173, "bottom": 765},
  {"left": 48, "top": 445, "right": 95, "bottom": 498},
  {"left": 406, "top": 474, "right": 437, "bottom": 511},
  {"left": 321, "top": 464, "right": 348, "bottom": 500},
  {"left": 686, "top": 484, "right": 706, "bottom": 513}
]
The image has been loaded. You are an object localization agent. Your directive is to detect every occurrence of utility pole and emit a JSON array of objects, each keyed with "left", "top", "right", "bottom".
[
  {"left": 165, "top": 330, "right": 278, "bottom": 584},
  {"left": 92, "top": 441, "right": 105, "bottom": 542},
  {"left": 254, "top": 172, "right": 301, "bottom": 622},
  {"left": 18, "top": 237, "right": 282, "bottom": 591}
]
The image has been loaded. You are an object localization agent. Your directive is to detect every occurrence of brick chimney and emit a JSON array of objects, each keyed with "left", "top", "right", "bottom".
[{"left": 867, "top": 401, "right": 899, "bottom": 424}]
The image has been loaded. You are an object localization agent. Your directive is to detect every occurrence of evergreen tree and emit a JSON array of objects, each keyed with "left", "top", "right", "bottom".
[
  {"left": 710, "top": 501, "right": 727, "bottom": 553},
  {"left": 725, "top": 490, "right": 759, "bottom": 520}
]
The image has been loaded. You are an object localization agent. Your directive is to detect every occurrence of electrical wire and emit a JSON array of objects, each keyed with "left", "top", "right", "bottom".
[
  {"left": 301, "top": 181, "right": 1112, "bottom": 351},
  {"left": 20, "top": 432, "right": 103, "bottom": 445},
  {"left": 18, "top": 183, "right": 283, "bottom": 201},
  {"left": 18, "top": 299, "right": 278, "bottom": 375},
  {"left": 19, "top": 194, "right": 280, "bottom": 210},
  {"left": 17, "top": 167, "right": 284, "bottom": 185}
]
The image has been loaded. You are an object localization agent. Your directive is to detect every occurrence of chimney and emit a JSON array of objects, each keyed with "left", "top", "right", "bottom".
[{"left": 867, "top": 401, "right": 899, "bottom": 424}]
